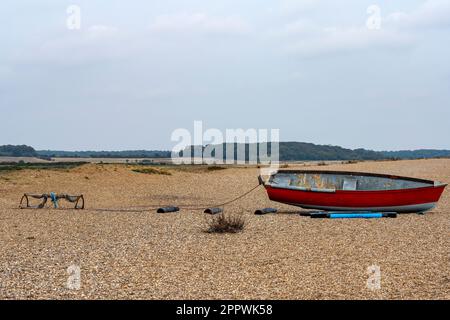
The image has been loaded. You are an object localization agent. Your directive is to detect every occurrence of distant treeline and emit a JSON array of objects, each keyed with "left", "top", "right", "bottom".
[
  {"left": 380, "top": 149, "right": 450, "bottom": 159},
  {"left": 0, "top": 145, "right": 170, "bottom": 159},
  {"left": 179, "top": 142, "right": 382, "bottom": 161},
  {"left": 279, "top": 142, "right": 382, "bottom": 161},
  {"left": 179, "top": 142, "right": 450, "bottom": 161},
  {"left": 1, "top": 144, "right": 449, "bottom": 161},
  {"left": 0, "top": 145, "right": 37, "bottom": 157},
  {"left": 36, "top": 150, "right": 172, "bottom": 158}
]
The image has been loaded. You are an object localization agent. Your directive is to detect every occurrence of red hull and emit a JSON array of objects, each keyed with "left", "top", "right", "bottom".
[{"left": 265, "top": 185, "right": 446, "bottom": 213}]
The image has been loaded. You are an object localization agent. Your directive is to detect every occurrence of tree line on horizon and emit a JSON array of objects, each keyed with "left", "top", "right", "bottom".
[{"left": 1, "top": 144, "right": 450, "bottom": 161}]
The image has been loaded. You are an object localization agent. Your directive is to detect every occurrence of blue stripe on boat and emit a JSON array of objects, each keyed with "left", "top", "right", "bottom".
[{"left": 329, "top": 213, "right": 383, "bottom": 219}]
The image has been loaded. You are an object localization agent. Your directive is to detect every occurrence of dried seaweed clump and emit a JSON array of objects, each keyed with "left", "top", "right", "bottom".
[{"left": 206, "top": 213, "right": 245, "bottom": 233}]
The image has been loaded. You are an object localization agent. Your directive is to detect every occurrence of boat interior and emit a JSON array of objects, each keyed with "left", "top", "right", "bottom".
[{"left": 269, "top": 171, "right": 435, "bottom": 191}]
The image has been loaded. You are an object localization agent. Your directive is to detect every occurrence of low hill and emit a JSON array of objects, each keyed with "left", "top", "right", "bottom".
[
  {"left": 0, "top": 145, "right": 37, "bottom": 157},
  {"left": 279, "top": 142, "right": 382, "bottom": 161},
  {"left": 380, "top": 149, "right": 450, "bottom": 159},
  {"left": 36, "top": 150, "right": 171, "bottom": 158},
  {"left": 180, "top": 142, "right": 383, "bottom": 161},
  {"left": 1, "top": 144, "right": 449, "bottom": 161}
]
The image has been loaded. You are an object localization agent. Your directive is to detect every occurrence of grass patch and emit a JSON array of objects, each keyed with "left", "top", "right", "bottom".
[
  {"left": 168, "top": 165, "right": 229, "bottom": 173},
  {"left": 342, "top": 160, "right": 359, "bottom": 164},
  {"left": 132, "top": 167, "right": 172, "bottom": 175},
  {"left": 0, "top": 162, "right": 87, "bottom": 172},
  {"left": 207, "top": 165, "right": 227, "bottom": 171},
  {"left": 206, "top": 213, "right": 246, "bottom": 234}
]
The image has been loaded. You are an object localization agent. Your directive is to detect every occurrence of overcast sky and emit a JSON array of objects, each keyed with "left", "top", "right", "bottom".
[{"left": 1, "top": 0, "right": 449, "bottom": 151}]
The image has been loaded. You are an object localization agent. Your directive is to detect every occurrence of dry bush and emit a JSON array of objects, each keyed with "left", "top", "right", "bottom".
[
  {"left": 171, "top": 165, "right": 227, "bottom": 173},
  {"left": 206, "top": 213, "right": 246, "bottom": 234},
  {"left": 342, "top": 160, "right": 359, "bottom": 164},
  {"left": 132, "top": 167, "right": 171, "bottom": 175},
  {"left": 207, "top": 165, "right": 227, "bottom": 171}
]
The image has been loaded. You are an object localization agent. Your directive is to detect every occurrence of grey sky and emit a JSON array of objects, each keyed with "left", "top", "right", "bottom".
[{"left": 1, "top": 0, "right": 449, "bottom": 151}]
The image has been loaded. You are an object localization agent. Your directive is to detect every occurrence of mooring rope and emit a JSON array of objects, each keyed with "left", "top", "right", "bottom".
[
  {"left": 184, "top": 183, "right": 262, "bottom": 211},
  {"left": 89, "top": 183, "right": 262, "bottom": 213}
]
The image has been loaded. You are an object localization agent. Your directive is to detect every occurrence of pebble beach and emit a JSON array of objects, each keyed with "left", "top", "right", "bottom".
[{"left": 0, "top": 159, "right": 449, "bottom": 300}]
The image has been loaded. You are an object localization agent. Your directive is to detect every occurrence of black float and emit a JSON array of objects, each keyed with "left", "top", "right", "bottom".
[
  {"left": 254, "top": 208, "right": 278, "bottom": 215},
  {"left": 157, "top": 206, "right": 180, "bottom": 213},
  {"left": 204, "top": 208, "right": 223, "bottom": 215}
]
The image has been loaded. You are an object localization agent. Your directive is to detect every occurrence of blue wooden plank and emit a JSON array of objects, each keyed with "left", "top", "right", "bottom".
[{"left": 329, "top": 213, "right": 383, "bottom": 219}]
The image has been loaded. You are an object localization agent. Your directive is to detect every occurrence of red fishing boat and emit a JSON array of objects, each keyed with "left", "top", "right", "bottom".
[{"left": 259, "top": 170, "right": 447, "bottom": 213}]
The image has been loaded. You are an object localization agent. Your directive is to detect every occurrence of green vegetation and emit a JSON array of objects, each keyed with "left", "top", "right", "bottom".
[
  {"left": 207, "top": 166, "right": 227, "bottom": 171},
  {"left": 2, "top": 144, "right": 450, "bottom": 163},
  {"left": 0, "top": 162, "right": 87, "bottom": 172},
  {"left": 132, "top": 167, "right": 172, "bottom": 175},
  {"left": 0, "top": 145, "right": 37, "bottom": 157},
  {"left": 183, "top": 143, "right": 450, "bottom": 162},
  {"left": 180, "top": 142, "right": 383, "bottom": 162},
  {"left": 36, "top": 149, "right": 171, "bottom": 159},
  {"left": 380, "top": 149, "right": 450, "bottom": 159},
  {"left": 279, "top": 143, "right": 382, "bottom": 161}
]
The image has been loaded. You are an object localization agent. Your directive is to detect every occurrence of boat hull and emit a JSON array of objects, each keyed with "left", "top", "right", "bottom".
[{"left": 265, "top": 184, "right": 446, "bottom": 213}]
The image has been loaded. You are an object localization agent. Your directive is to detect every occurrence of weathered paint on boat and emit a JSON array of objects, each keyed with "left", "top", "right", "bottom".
[{"left": 260, "top": 170, "right": 447, "bottom": 213}]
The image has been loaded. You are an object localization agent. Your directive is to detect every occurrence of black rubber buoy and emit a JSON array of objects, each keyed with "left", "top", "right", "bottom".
[
  {"left": 255, "top": 208, "right": 278, "bottom": 215},
  {"left": 382, "top": 212, "right": 398, "bottom": 218},
  {"left": 157, "top": 207, "right": 180, "bottom": 213},
  {"left": 299, "top": 212, "right": 311, "bottom": 217},
  {"left": 310, "top": 212, "right": 329, "bottom": 219},
  {"left": 204, "top": 208, "right": 223, "bottom": 215}
]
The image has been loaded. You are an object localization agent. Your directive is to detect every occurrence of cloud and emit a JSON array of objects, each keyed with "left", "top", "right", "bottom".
[
  {"left": 87, "top": 25, "right": 119, "bottom": 37},
  {"left": 149, "top": 12, "right": 252, "bottom": 35},
  {"left": 0, "top": 65, "right": 12, "bottom": 77},
  {"left": 284, "top": 26, "right": 414, "bottom": 56},
  {"left": 279, "top": 0, "right": 319, "bottom": 15},
  {"left": 386, "top": 0, "right": 450, "bottom": 29},
  {"left": 279, "top": 19, "right": 319, "bottom": 36},
  {"left": 272, "top": 1, "right": 450, "bottom": 57},
  {"left": 12, "top": 25, "right": 126, "bottom": 66}
]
